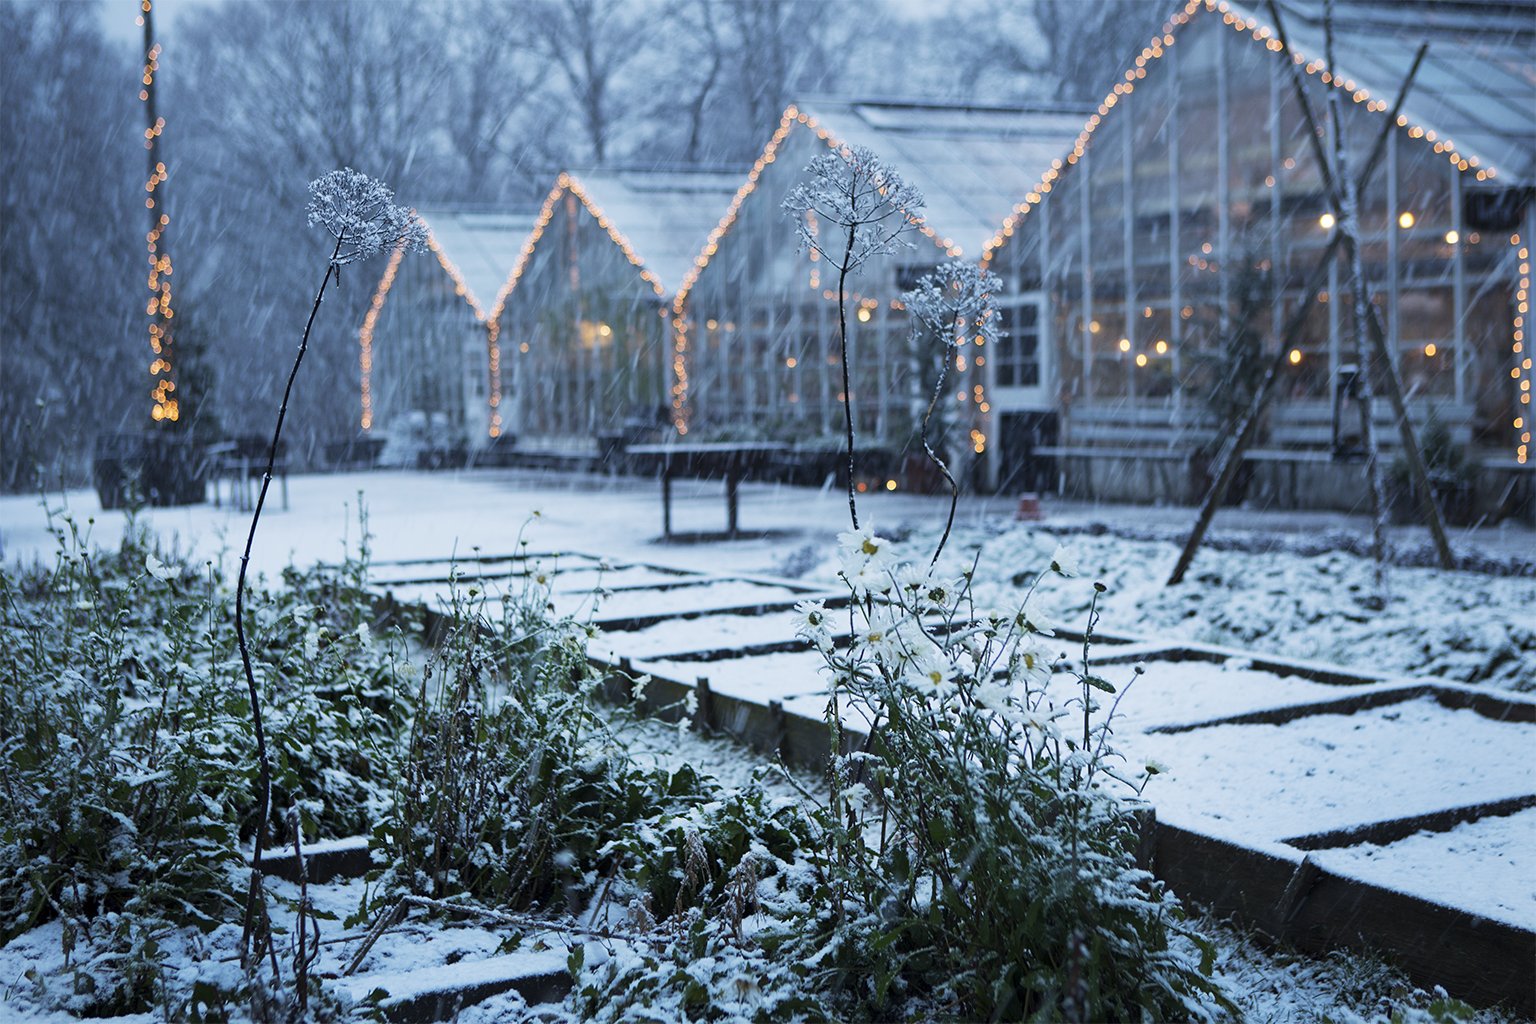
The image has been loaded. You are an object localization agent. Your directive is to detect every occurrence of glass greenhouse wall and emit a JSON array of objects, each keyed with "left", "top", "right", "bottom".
[
  {"left": 677, "top": 100, "right": 1082, "bottom": 493},
  {"left": 494, "top": 172, "right": 739, "bottom": 444},
  {"left": 983, "top": 0, "right": 1531, "bottom": 507},
  {"left": 360, "top": 246, "right": 486, "bottom": 460}
]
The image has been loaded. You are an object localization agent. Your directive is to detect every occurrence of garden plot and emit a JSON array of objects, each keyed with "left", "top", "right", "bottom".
[
  {"left": 597, "top": 610, "right": 808, "bottom": 660},
  {"left": 1307, "top": 806, "right": 1536, "bottom": 930},
  {"left": 1038, "top": 656, "right": 1399, "bottom": 732},
  {"left": 379, "top": 576, "right": 814, "bottom": 623},
  {"left": 1125, "top": 696, "right": 1536, "bottom": 842},
  {"left": 371, "top": 554, "right": 689, "bottom": 593},
  {"left": 591, "top": 579, "right": 813, "bottom": 621},
  {"left": 626, "top": 634, "right": 1535, "bottom": 948},
  {"left": 642, "top": 650, "right": 828, "bottom": 704}
]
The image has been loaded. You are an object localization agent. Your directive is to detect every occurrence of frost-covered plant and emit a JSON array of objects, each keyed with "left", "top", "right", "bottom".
[
  {"left": 235, "top": 169, "right": 424, "bottom": 968},
  {"left": 782, "top": 146, "right": 923, "bottom": 530},
  {"left": 902, "top": 261, "right": 1002, "bottom": 565},
  {"left": 305, "top": 168, "right": 424, "bottom": 268},
  {"left": 787, "top": 529, "right": 1232, "bottom": 1020},
  {"left": 568, "top": 905, "right": 829, "bottom": 1024},
  {"left": 0, "top": 519, "right": 246, "bottom": 1015},
  {"left": 368, "top": 566, "right": 724, "bottom": 916},
  {"left": 0, "top": 507, "right": 411, "bottom": 1016},
  {"left": 564, "top": 771, "right": 827, "bottom": 1024}
]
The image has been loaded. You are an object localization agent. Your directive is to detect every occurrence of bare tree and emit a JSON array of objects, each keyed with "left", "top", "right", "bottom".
[
  {"left": 726, "top": 1, "right": 838, "bottom": 144},
  {"left": 965, "top": 0, "right": 1166, "bottom": 102},
  {"left": 0, "top": 1, "right": 142, "bottom": 490},
  {"left": 676, "top": 0, "right": 725, "bottom": 164},
  {"left": 437, "top": 1, "right": 542, "bottom": 201},
  {"left": 529, "top": 0, "right": 651, "bottom": 165}
]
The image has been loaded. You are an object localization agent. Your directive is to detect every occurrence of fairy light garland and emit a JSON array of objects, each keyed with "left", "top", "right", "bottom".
[
  {"left": 977, "top": 0, "right": 1519, "bottom": 459},
  {"left": 1515, "top": 233, "right": 1529, "bottom": 464},
  {"left": 358, "top": 242, "right": 405, "bottom": 431},
  {"left": 356, "top": 218, "right": 495, "bottom": 434},
  {"left": 138, "top": 0, "right": 177, "bottom": 423}
]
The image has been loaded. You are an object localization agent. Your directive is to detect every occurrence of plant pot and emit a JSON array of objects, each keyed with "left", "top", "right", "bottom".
[{"left": 94, "top": 432, "right": 207, "bottom": 509}]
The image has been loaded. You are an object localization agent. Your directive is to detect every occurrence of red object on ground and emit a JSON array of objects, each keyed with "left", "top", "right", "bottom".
[{"left": 1016, "top": 493, "right": 1044, "bottom": 521}]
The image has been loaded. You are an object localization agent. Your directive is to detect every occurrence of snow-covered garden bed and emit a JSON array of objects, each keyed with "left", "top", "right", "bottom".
[{"left": 784, "top": 520, "right": 1536, "bottom": 692}]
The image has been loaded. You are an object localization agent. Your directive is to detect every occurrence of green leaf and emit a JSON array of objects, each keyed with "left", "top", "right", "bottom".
[{"left": 1085, "top": 675, "right": 1117, "bottom": 694}]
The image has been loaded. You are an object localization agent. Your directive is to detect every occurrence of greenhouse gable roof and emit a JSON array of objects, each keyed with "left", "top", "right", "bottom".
[
  {"left": 564, "top": 170, "right": 744, "bottom": 297},
  {"left": 413, "top": 209, "right": 537, "bottom": 317},
  {"left": 1231, "top": 0, "right": 1535, "bottom": 184},
  {"left": 792, "top": 99, "right": 1090, "bottom": 258}
]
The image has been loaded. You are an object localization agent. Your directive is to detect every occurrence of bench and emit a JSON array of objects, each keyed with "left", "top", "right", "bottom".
[{"left": 207, "top": 438, "right": 288, "bottom": 512}]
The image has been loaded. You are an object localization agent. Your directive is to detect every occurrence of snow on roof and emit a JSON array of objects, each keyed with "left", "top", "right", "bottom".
[
  {"left": 793, "top": 99, "right": 1090, "bottom": 258},
  {"left": 1230, "top": 0, "right": 1536, "bottom": 184},
  {"left": 412, "top": 209, "right": 537, "bottom": 315},
  {"left": 563, "top": 170, "right": 743, "bottom": 296}
]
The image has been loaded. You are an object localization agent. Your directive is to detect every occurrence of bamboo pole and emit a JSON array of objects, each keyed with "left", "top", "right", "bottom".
[{"left": 1167, "top": 31, "right": 1428, "bottom": 586}]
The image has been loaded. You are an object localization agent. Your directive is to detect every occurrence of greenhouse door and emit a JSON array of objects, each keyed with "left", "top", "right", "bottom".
[{"left": 993, "top": 292, "right": 1050, "bottom": 410}]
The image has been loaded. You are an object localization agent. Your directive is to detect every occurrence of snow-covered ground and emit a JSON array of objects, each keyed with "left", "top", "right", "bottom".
[
  {"left": 2, "top": 708, "right": 1517, "bottom": 1024},
  {"left": 3, "top": 468, "right": 1531, "bottom": 1020},
  {"left": 3, "top": 468, "right": 1529, "bottom": 692}
]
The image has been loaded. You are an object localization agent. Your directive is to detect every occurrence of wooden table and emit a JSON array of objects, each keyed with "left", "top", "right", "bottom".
[{"left": 624, "top": 442, "right": 789, "bottom": 539}]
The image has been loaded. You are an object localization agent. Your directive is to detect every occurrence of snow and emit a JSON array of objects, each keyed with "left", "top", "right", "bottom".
[
  {"left": 1038, "top": 656, "right": 1386, "bottom": 731},
  {"left": 644, "top": 650, "right": 829, "bottom": 703},
  {"left": 374, "top": 562, "right": 687, "bottom": 593},
  {"left": 336, "top": 948, "right": 570, "bottom": 1008},
  {"left": 597, "top": 611, "right": 806, "bottom": 660},
  {"left": 1125, "top": 697, "right": 1536, "bottom": 842},
  {"left": 1310, "top": 807, "right": 1536, "bottom": 930},
  {"left": 376, "top": 578, "right": 811, "bottom": 623},
  {"left": 940, "top": 524, "right": 1534, "bottom": 692}
]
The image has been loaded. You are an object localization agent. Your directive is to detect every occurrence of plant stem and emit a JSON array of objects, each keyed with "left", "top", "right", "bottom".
[
  {"left": 838, "top": 223, "right": 858, "bottom": 530},
  {"left": 923, "top": 324, "right": 960, "bottom": 567},
  {"left": 237, "top": 232, "right": 343, "bottom": 966}
]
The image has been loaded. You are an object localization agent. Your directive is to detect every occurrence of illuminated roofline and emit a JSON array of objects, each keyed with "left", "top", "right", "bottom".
[{"left": 979, "top": 0, "right": 1505, "bottom": 269}]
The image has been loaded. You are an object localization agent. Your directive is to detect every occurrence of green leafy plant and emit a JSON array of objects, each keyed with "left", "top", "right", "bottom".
[
  {"left": 368, "top": 567, "right": 717, "bottom": 915},
  {"left": 0, "top": 505, "right": 415, "bottom": 1016},
  {"left": 784, "top": 533, "right": 1233, "bottom": 1021}
]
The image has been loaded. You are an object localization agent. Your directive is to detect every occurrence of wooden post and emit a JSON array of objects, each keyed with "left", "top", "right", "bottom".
[
  {"left": 661, "top": 466, "right": 672, "bottom": 538},
  {"left": 726, "top": 466, "right": 739, "bottom": 538},
  {"left": 693, "top": 676, "right": 713, "bottom": 731}
]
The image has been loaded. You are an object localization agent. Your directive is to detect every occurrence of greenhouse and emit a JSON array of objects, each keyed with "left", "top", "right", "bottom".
[
  {"left": 982, "top": 0, "right": 1534, "bottom": 508},
  {"left": 491, "top": 170, "right": 741, "bottom": 443},
  {"left": 673, "top": 99, "right": 1085, "bottom": 485},
  {"left": 358, "top": 209, "right": 531, "bottom": 462}
]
